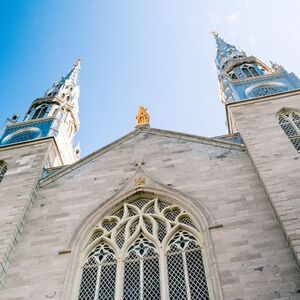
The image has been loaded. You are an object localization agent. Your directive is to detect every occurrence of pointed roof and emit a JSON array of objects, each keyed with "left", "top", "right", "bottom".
[
  {"left": 64, "top": 58, "right": 82, "bottom": 85},
  {"left": 44, "top": 58, "right": 82, "bottom": 99},
  {"left": 212, "top": 32, "right": 246, "bottom": 70}
]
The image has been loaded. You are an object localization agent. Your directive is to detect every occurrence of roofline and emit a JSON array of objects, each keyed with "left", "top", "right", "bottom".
[
  {"left": 0, "top": 136, "right": 53, "bottom": 150},
  {"left": 39, "top": 126, "right": 245, "bottom": 186},
  {"left": 0, "top": 136, "right": 64, "bottom": 165},
  {"left": 225, "top": 88, "right": 300, "bottom": 133}
]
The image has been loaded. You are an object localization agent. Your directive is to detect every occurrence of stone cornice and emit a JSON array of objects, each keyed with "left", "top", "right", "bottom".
[
  {"left": 0, "top": 136, "right": 63, "bottom": 165},
  {"left": 0, "top": 136, "right": 53, "bottom": 151},
  {"left": 225, "top": 88, "right": 300, "bottom": 133},
  {"left": 231, "top": 71, "right": 284, "bottom": 86},
  {"left": 227, "top": 88, "right": 300, "bottom": 109},
  {"left": 5, "top": 116, "right": 55, "bottom": 128}
]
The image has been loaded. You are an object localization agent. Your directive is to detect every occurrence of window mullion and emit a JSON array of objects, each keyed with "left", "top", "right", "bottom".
[
  {"left": 94, "top": 265, "right": 102, "bottom": 300},
  {"left": 114, "top": 259, "right": 124, "bottom": 300},
  {"left": 290, "top": 118, "right": 300, "bottom": 135},
  {"left": 140, "top": 258, "right": 144, "bottom": 300},
  {"left": 182, "top": 252, "right": 192, "bottom": 300},
  {"left": 160, "top": 250, "right": 169, "bottom": 300}
]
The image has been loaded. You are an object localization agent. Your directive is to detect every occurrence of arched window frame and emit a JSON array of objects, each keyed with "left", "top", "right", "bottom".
[
  {"left": 245, "top": 82, "right": 288, "bottom": 98},
  {"left": 75, "top": 197, "right": 212, "bottom": 300},
  {"left": 277, "top": 109, "right": 300, "bottom": 152},
  {"left": 31, "top": 104, "right": 51, "bottom": 120},
  {"left": 0, "top": 161, "right": 8, "bottom": 183},
  {"left": 228, "top": 71, "right": 238, "bottom": 80},
  {"left": 240, "top": 64, "right": 261, "bottom": 78}
]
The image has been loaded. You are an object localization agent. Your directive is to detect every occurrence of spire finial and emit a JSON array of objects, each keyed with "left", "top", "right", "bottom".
[
  {"left": 74, "top": 57, "right": 85, "bottom": 67},
  {"left": 212, "top": 32, "right": 246, "bottom": 70},
  {"left": 44, "top": 58, "right": 83, "bottom": 98},
  {"left": 67, "top": 57, "right": 85, "bottom": 84},
  {"left": 210, "top": 31, "right": 219, "bottom": 39}
]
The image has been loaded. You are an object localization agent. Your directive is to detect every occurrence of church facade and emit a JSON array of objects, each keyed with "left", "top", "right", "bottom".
[{"left": 0, "top": 34, "right": 300, "bottom": 299}]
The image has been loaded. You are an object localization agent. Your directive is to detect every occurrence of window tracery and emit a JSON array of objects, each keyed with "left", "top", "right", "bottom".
[
  {"left": 167, "top": 231, "right": 209, "bottom": 300},
  {"left": 78, "top": 198, "right": 210, "bottom": 299},
  {"left": 0, "top": 162, "right": 7, "bottom": 183},
  {"left": 251, "top": 85, "right": 287, "bottom": 97},
  {"left": 79, "top": 243, "right": 117, "bottom": 300},
  {"left": 278, "top": 110, "right": 300, "bottom": 152}
]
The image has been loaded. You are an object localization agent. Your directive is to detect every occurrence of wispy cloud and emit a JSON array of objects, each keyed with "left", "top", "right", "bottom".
[
  {"left": 227, "top": 12, "right": 241, "bottom": 24},
  {"left": 249, "top": 36, "right": 257, "bottom": 48},
  {"left": 208, "top": 11, "right": 224, "bottom": 29}
]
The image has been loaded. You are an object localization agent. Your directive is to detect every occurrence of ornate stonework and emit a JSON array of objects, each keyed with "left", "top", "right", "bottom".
[{"left": 134, "top": 177, "right": 145, "bottom": 186}]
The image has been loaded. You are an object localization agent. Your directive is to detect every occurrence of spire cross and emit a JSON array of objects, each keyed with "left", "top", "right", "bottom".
[
  {"left": 210, "top": 31, "right": 219, "bottom": 39},
  {"left": 75, "top": 57, "right": 86, "bottom": 65}
]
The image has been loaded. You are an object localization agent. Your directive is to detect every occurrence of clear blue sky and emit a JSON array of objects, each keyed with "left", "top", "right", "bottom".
[{"left": 1, "top": 0, "right": 300, "bottom": 156}]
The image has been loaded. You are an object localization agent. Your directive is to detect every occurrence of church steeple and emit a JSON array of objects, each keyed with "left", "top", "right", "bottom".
[
  {"left": 0, "top": 59, "right": 83, "bottom": 165},
  {"left": 213, "top": 32, "right": 300, "bottom": 103},
  {"left": 212, "top": 31, "right": 246, "bottom": 71},
  {"left": 44, "top": 58, "right": 81, "bottom": 102}
]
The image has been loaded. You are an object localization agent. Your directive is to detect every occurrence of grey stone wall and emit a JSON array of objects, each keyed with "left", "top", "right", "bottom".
[
  {"left": 0, "top": 139, "right": 57, "bottom": 288},
  {"left": 0, "top": 130, "right": 299, "bottom": 299},
  {"left": 228, "top": 91, "right": 300, "bottom": 270}
]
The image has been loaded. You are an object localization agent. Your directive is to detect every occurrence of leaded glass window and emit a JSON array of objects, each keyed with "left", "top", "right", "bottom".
[
  {"left": 278, "top": 110, "right": 300, "bottom": 152},
  {"left": 167, "top": 231, "right": 209, "bottom": 300},
  {"left": 78, "top": 198, "right": 210, "bottom": 299},
  {"left": 0, "top": 162, "right": 7, "bottom": 183},
  {"left": 78, "top": 243, "right": 117, "bottom": 300}
]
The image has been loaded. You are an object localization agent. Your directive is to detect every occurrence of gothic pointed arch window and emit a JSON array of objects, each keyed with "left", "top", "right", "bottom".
[
  {"left": 0, "top": 161, "right": 8, "bottom": 183},
  {"left": 241, "top": 64, "right": 260, "bottom": 78},
  {"left": 31, "top": 105, "right": 51, "bottom": 120},
  {"left": 277, "top": 109, "right": 300, "bottom": 152},
  {"left": 77, "top": 198, "right": 210, "bottom": 300}
]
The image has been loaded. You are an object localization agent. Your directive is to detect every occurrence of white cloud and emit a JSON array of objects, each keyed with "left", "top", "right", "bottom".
[
  {"left": 208, "top": 11, "right": 224, "bottom": 29},
  {"left": 249, "top": 36, "right": 257, "bottom": 48},
  {"left": 227, "top": 12, "right": 241, "bottom": 24}
]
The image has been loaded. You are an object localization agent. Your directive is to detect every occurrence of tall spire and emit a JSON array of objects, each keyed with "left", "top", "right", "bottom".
[
  {"left": 211, "top": 31, "right": 246, "bottom": 70},
  {"left": 0, "top": 59, "right": 84, "bottom": 165},
  {"left": 44, "top": 58, "right": 82, "bottom": 103},
  {"left": 212, "top": 32, "right": 300, "bottom": 108},
  {"left": 64, "top": 58, "right": 82, "bottom": 85}
]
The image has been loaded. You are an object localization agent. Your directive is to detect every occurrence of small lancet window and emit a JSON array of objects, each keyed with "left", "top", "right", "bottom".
[
  {"left": 241, "top": 64, "right": 260, "bottom": 78},
  {"left": 278, "top": 110, "right": 300, "bottom": 152},
  {"left": 228, "top": 72, "right": 238, "bottom": 80},
  {"left": 31, "top": 105, "right": 50, "bottom": 120},
  {"left": 0, "top": 162, "right": 8, "bottom": 183},
  {"left": 167, "top": 231, "right": 209, "bottom": 299},
  {"left": 78, "top": 243, "right": 117, "bottom": 299},
  {"left": 249, "top": 66, "right": 259, "bottom": 76},
  {"left": 77, "top": 198, "right": 210, "bottom": 299}
]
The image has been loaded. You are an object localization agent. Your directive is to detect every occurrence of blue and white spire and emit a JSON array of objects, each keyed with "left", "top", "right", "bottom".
[
  {"left": 212, "top": 31, "right": 246, "bottom": 71},
  {"left": 44, "top": 58, "right": 82, "bottom": 104},
  {"left": 213, "top": 32, "right": 300, "bottom": 103},
  {"left": 0, "top": 59, "right": 83, "bottom": 165}
]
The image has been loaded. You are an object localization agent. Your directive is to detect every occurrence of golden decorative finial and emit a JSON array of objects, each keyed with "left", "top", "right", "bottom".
[{"left": 136, "top": 106, "right": 150, "bottom": 126}]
